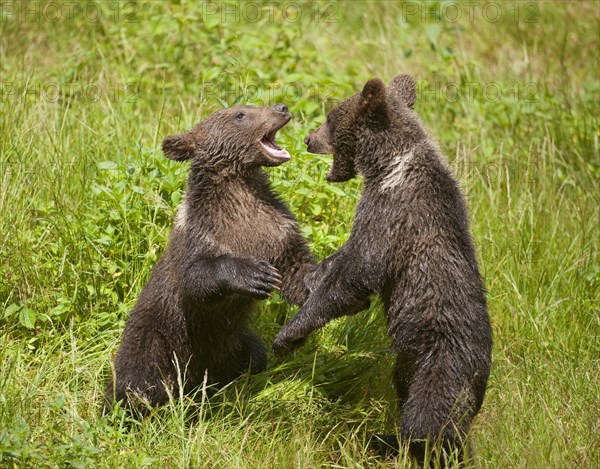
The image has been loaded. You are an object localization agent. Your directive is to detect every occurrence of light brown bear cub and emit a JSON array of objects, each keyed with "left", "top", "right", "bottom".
[{"left": 107, "top": 104, "right": 315, "bottom": 413}]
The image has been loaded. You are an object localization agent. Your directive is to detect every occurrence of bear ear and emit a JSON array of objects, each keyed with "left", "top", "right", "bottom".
[
  {"left": 359, "top": 78, "right": 388, "bottom": 125},
  {"left": 389, "top": 74, "right": 417, "bottom": 108},
  {"left": 162, "top": 131, "right": 196, "bottom": 161}
]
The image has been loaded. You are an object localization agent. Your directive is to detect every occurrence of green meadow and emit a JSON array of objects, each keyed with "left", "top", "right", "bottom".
[{"left": 0, "top": 1, "right": 598, "bottom": 467}]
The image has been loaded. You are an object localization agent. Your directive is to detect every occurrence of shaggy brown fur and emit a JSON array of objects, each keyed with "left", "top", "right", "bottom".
[
  {"left": 274, "top": 75, "right": 492, "bottom": 464},
  {"left": 107, "top": 104, "right": 315, "bottom": 413}
]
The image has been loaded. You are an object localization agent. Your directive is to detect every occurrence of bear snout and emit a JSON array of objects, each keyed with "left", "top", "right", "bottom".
[
  {"left": 306, "top": 138, "right": 321, "bottom": 155},
  {"left": 305, "top": 133, "right": 333, "bottom": 155},
  {"left": 304, "top": 123, "right": 333, "bottom": 155},
  {"left": 273, "top": 104, "right": 289, "bottom": 114}
]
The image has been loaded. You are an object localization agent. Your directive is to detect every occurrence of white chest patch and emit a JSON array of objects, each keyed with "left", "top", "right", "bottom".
[
  {"left": 174, "top": 198, "right": 189, "bottom": 230},
  {"left": 173, "top": 197, "right": 223, "bottom": 252},
  {"left": 381, "top": 149, "right": 414, "bottom": 192}
]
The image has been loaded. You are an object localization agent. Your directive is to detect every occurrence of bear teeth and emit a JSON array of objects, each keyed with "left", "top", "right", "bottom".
[
  {"left": 262, "top": 131, "right": 281, "bottom": 150},
  {"left": 259, "top": 129, "right": 290, "bottom": 161}
]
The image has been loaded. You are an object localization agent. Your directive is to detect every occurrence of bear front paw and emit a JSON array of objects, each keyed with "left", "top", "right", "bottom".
[
  {"left": 229, "top": 259, "right": 282, "bottom": 299},
  {"left": 272, "top": 332, "right": 307, "bottom": 356},
  {"left": 272, "top": 315, "right": 310, "bottom": 355}
]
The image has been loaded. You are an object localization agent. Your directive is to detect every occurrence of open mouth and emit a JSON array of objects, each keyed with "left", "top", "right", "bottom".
[{"left": 259, "top": 121, "right": 291, "bottom": 162}]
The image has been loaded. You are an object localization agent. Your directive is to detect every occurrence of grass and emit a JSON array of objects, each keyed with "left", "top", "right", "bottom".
[{"left": 1, "top": 0, "right": 598, "bottom": 467}]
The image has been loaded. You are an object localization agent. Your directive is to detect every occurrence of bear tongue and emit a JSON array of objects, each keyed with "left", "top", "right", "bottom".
[
  {"left": 260, "top": 133, "right": 290, "bottom": 160},
  {"left": 263, "top": 137, "right": 280, "bottom": 150},
  {"left": 260, "top": 139, "right": 291, "bottom": 160}
]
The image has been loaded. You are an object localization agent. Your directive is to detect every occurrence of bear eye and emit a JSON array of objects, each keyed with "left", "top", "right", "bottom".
[{"left": 236, "top": 112, "right": 245, "bottom": 120}]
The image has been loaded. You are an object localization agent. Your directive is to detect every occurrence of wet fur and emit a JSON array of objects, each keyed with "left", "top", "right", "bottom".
[
  {"left": 275, "top": 75, "right": 492, "bottom": 463},
  {"left": 107, "top": 105, "right": 315, "bottom": 413}
]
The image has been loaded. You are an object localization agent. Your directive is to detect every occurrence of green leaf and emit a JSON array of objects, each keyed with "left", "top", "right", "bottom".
[
  {"left": 171, "top": 190, "right": 182, "bottom": 205},
  {"left": 3, "top": 303, "right": 22, "bottom": 318},
  {"left": 49, "top": 304, "right": 71, "bottom": 319},
  {"left": 97, "top": 161, "right": 118, "bottom": 170},
  {"left": 328, "top": 185, "right": 347, "bottom": 196},
  {"left": 301, "top": 173, "right": 316, "bottom": 185},
  {"left": 19, "top": 308, "right": 37, "bottom": 329}
]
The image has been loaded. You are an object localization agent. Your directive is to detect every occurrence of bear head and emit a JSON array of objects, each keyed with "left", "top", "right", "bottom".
[
  {"left": 162, "top": 104, "right": 292, "bottom": 171},
  {"left": 304, "top": 74, "right": 419, "bottom": 182}
]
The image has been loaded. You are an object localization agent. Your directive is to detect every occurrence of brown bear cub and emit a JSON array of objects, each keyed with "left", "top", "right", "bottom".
[
  {"left": 273, "top": 75, "right": 492, "bottom": 463},
  {"left": 106, "top": 104, "right": 315, "bottom": 413}
]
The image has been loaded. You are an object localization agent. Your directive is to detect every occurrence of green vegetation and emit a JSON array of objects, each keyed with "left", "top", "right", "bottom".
[{"left": 1, "top": 1, "right": 598, "bottom": 467}]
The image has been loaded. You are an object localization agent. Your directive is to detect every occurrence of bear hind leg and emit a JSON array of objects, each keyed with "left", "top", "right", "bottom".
[
  {"left": 219, "top": 329, "right": 267, "bottom": 384},
  {"left": 399, "top": 367, "right": 476, "bottom": 466}
]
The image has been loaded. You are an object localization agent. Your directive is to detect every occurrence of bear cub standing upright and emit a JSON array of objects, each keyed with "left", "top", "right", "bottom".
[
  {"left": 107, "top": 104, "right": 315, "bottom": 413},
  {"left": 274, "top": 75, "right": 492, "bottom": 462}
]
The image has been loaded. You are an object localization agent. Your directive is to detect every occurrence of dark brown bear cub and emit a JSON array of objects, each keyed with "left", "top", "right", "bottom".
[
  {"left": 273, "top": 75, "right": 492, "bottom": 463},
  {"left": 107, "top": 104, "right": 315, "bottom": 413}
]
